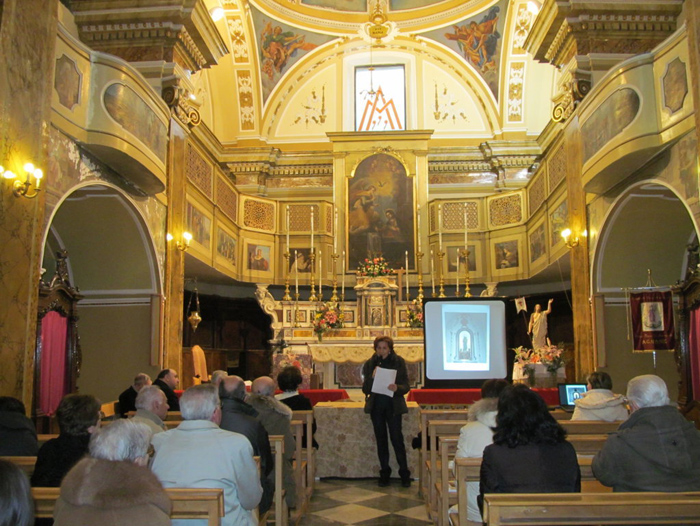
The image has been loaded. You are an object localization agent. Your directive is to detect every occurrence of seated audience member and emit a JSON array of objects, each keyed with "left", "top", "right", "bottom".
[
  {"left": 592, "top": 374, "right": 700, "bottom": 492},
  {"left": 54, "top": 419, "right": 170, "bottom": 526},
  {"left": 210, "top": 369, "right": 228, "bottom": 387},
  {"left": 0, "top": 396, "right": 38, "bottom": 456},
  {"left": 153, "top": 368, "right": 180, "bottom": 411},
  {"left": 571, "top": 371, "right": 629, "bottom": 422},
  {"left": 479, "top": 384, "right": 580, "bottom": 512},
  {"left": 0, "top": 459, "right": 34, "bottom": 526},
  {"left": 151, "top": 384, "right": 262, "bottom": 526},
  {"left": 118, "top": 373, "right": 152, "bottom": 417},
  {"left": 32, "top": 394, "right": 101, "bottom": 487},
  {"left": 219, "top": 376, "right": 274, "bottom": 514},
  {"left": 248, "top": 376, "right": 297, "bottom": 508},
  {"left": 132, "top": 385, "right": 169, "bottom": 435},
  {"left": 276, "top": 365, "right": 318, "bottom": 449},
  {"left": 454, "top": 379, "right": 509, "bottom": 524}
]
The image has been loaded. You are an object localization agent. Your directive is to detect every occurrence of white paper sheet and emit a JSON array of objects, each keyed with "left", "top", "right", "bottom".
[{"left": 371, "top": 367, "right": 397, "bottom": 397}]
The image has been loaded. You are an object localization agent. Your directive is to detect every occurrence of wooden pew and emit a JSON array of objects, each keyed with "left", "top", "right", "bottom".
[
  {"left": 560, "top": 420, "right": 621, "bottom": 435},
  {"left": 268, "top": 435, "right": 289, "bottom": 526},
  {"left": 452, "top": 456, "right": 611, "bottom": 526},
  {"left": 426, "top": 420, "right": 468, "bottom": 515},
  {"left": 1, "top": 456, "right": 37, "bottom": 477},
  {"left": 290, "top": 418, "right": 309, "bottom": 517},
  {"left": 482, "top": 491, "right": 700, "bottom": 526},
  {"left": 126, "top": 410, "right": 183, "bottom": 421},
  {"left": 37, "top": 434, "right": 56, "bottom": 447},
  {"left": 435, "top": 436, "right": 460, "bottom": 526},
  {"left": 100, "top": 400, "right": 119, "bottom": 421},
  {"left": 567, "top": 434, "right": 608, "bottom": 456},
  {"left": 292, "top": 410, "right": 315, "bottom": 494},
  {"left": 33, "top": 487, "right": 225, "bottom": 526},
  {"left": 419, "top": 408, "right": 469, "bottom": 498}
]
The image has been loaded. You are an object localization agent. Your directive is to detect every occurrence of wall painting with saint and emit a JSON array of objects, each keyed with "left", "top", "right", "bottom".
[{"left": 347, "top": 153, "right": 414, "bottom": 271}]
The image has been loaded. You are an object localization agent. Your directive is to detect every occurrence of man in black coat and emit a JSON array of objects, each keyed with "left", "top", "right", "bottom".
[
  {"left": 117, "top": 373, "right": 152, "bottom": 417},
  {"left": 153, "top": 368, "right": 180, "bottom": 412},
  {"left": 219, "top": 376, "right": 274, "bottom": 514},
  {"left": 0, "top": 396, "right": 38, "bottom": 456}
]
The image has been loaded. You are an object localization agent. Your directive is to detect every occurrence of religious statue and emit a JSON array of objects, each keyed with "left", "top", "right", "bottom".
[{"left": 528, "top": 299, "right": 553, "bottom": 350}]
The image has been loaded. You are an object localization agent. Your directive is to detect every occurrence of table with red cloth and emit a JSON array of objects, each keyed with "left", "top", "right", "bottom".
[
  {"left": 175, "top": 388, "right": 349, "bottom": 406},
  {"left": 406, "top": 388, "right": 559, "bottom": 406}
]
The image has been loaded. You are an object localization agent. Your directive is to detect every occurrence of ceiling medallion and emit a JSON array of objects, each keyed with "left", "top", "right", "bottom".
[{"left": 360, "top": 0, "right": 398, "bottom": 44}]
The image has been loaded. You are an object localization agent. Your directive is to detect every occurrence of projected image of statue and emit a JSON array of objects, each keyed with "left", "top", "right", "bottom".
[{"left": 443, "top": 310, "right": 489, "bottom": 371}]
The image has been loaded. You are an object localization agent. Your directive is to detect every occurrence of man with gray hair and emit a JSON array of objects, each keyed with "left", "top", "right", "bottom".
[
  {"left": 211, "top": 369, "right": 228, "bottom": 387},
  {"left": 151, "top": 384, "right": 262, "bottom": 525},
  {"left": 592, "top": 374, "right": 700, "bottom": 491},
  {"left": 133, "top": 385, "right": 169, "bottom": 435},
  {"left": 247, "top": 376, "right": 296, "bottom": 508},
  {"left": 54, "top": 419, "right": 171, "bottom": 525},
  {"left": 118, "top": 372, "right": 152, "bottom": 417}
]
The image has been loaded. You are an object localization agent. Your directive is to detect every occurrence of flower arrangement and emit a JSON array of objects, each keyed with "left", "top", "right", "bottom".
[
  {"left": 514, "top": 345, "right": 566, "bottom": 384},
  {"left": 406, "top": 299, "right": 424, "bottom": 329},
  {"left": 357, "top": 256, "right": 394, "bottom": 278},
  {"left": 539, "top": 345, "right": 565, "bottom": 374},
  {"left": 313, "top": 302, "right": 344, "bottom": 341}
]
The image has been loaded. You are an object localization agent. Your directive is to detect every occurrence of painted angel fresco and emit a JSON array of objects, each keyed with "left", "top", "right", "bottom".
[
  {"left": 260, "top": 22, "right": 318, "bottom": 81},
  {"left": 445, "top": 6, "right": 500, "bottom": 73}
]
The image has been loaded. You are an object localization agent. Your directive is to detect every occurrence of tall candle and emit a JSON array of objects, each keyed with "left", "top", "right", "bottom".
[
  {"left": 334, "top": 207, "right": 338, "bottom": 254},
  {"left": 294, "top": 250, "right": 299, "bottom": 294},
  {"left": 405, "top": 251, "right": 409, "bottom": 299},
  {"left": 430, "top": 249, "right": 436, "bottom": 295},
  {"left": 417, "top": 204, "right": 422, "bottom": 252},
  {"left": 286, "top": 206, "right": 290, "bottom": 251},
  {"left": 438, "top": 204, "right": 443, "bottom": 251},
  {"left": 464, "top": 203, "right": 468, "bottom": 248},
  {"left": 318, "top": 250, "right": 322, "bottom": 296},
  {"left": 310, "top": 206, "right": 314, "bottom": 254},
  {"left": 341, "top": 250, "right": 346, "bottom": 298},
  {"left": 456, "top": 258, "right": 460, "bottom": 296}
]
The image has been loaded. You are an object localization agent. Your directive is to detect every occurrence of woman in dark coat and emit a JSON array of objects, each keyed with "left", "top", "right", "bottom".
[
  {"left": 478, "top": 384, "right": 580, "bottom": 512},
  {"left": 362, "top": 335, "right": 411, "bottom": 487},
  {"left": 276, "top": 365, "right": 318, "bottom": 449}
]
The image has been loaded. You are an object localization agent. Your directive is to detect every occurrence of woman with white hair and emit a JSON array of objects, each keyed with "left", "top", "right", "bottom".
[
  {"left": 592, "top": 374, "right": 700, "bottom": 492},
  {"left": 53, "top": 419, "right": 171, "bottom": 526}
]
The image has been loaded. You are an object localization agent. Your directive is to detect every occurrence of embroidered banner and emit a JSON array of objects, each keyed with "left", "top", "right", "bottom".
[{"left": 630, "top": 291, "right": 675, "bottom": 352}]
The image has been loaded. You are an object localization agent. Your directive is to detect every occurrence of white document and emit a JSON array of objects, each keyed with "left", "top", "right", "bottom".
[{"left": 371, "top": 367, "right": 397, "bottom": 397}]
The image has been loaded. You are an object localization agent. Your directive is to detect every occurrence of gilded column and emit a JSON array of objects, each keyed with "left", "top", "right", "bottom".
[
  {"left": 0, "top": 0, "right": 59, "bottom": 405},
  {"left": 564, "top": 119, "right": 595, "bottom": 380}
]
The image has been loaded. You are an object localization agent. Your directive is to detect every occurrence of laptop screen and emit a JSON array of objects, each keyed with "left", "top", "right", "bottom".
[{"left": 558, "top": 383, "right": 588, "bottom": 407}]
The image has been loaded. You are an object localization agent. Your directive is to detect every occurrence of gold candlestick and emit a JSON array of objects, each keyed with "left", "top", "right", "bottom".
[
  {"left": 293, "top": 293, "right": 300, "bottom": 328},
  {"left": 330, "top": 253, "right": 339, "bottom": 303},
  {"left": 438, "top": 250, "right": 446, "bottom": 298},
  {"left": 416, "top": 251, "right": 424, "bottom": 302},
  {"left": 308, "top": 252, "right": 318, "bottom": 302},
  {"left": 459, "top": 248, "right": 472, "bottom": 298},
  {"left": 283, "top": 252, "right": 292, "bottom": 301}
]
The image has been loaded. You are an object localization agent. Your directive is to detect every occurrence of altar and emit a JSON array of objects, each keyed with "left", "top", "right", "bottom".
[
  {"left": 512, "top": 363, "right": 566, "bottom": 388},
  {"left": 314, "top": 401, "right": 421, "bottom": 478}
]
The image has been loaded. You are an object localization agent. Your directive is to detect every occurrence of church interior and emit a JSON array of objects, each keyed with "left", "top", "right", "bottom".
[{"left": 3, "top": 0, "right": 700, "bottom": 521}]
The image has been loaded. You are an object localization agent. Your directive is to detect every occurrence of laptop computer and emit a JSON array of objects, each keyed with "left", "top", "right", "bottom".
[{"left": 558, "top": 383, "right": 588, "bottom": 412}]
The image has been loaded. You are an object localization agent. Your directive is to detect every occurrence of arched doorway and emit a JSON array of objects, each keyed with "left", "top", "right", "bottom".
[
  {"left": 592, "top": 182, "right": 697, "bottom": 401},
  {"left": 42, "top": 183, "right": 163, "bottom": 402}
]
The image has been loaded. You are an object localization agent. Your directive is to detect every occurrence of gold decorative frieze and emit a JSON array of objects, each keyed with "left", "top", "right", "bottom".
[
  {"left": 512, "top": 4, "right": 534, "bottom": 54},
  {"left": 506, "top": 62, "right": 525, "bottom": 122},
  {"left": 528, "top": 173, "right": 546, "bottom": 215},
  {"left": 243, "top": 198, "right": 275, "bottom": 231},
  {"left": 162, "top": 84, "right": 201, "bottom": 128},
  {"left": 236, "top": 71, "right": 255, "bottom": 131},
  {"left": 292, "top": 85, "right": 327, "bottom": 127},
  {"left": 489, "top": 194, "right": 523, "bottom": 227},
  {"left": 310, "top": 344, "right": 423, "bottom": 364},
  {"left": 443, "top": 202, "right": 479, "bottom": 230},
  {"left": 226, "top": 16, "right": 249, "bottom": 64},
  {"left": 548, "top": 144, "right": 567, "bottom": 190},
  {"left": 289, "top": 204, "right": 319, "bottom": 232},
  {"left": 186, "top": 143, "right": 213, "bottom": 199}
]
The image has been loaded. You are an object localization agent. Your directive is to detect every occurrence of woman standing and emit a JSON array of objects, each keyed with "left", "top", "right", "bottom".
[
  {"left": 362, "top": 336, "right": 411, "bottom": 487},
  {"left": 479, "top": 384, "right": 580, "bottom": 512}
]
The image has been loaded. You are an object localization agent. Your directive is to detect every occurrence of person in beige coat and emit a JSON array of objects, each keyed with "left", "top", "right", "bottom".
[
  {"left": 571, "top": 372, "right": 629, "bottom": 422},
  {"left": 54, "top": 419, "right": 171, "bottom": 526}
]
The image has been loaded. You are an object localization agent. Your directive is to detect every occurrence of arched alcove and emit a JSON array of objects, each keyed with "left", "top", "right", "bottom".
[
  {"left": 42, "top": 183, "right": 163, "bottom": 402},
  {"left": 592, "top": 182, "right": 697, "bottom": 401}
]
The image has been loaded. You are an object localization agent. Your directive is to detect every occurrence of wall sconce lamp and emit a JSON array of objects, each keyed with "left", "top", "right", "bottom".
[
  {"left": 167, "top": 231, "right": 193, "bottom": 251},
  {"left": 561, "top": 227, "right": 587, "bottom": 248},
  {"left": 3, "top": 162, "right": 43, "bottom": 199}
]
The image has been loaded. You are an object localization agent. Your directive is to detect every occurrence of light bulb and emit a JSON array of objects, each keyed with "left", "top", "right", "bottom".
[
  {"left": 210, "top": 6, "right": 224, "bottom": 21},
  {"left": 24, "top": 162, "right": 34, "bottom": 173},
  {"left": 183, "top": 232, "right": 193, "bottom": 243}
]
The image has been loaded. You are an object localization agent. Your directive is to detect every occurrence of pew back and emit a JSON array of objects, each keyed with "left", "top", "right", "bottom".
[
  {"left": 419, "top": 409, "right": 468, "bottom": 497},
  {"left": 1, "top": 456, "right": 36, "bottom": 477}
]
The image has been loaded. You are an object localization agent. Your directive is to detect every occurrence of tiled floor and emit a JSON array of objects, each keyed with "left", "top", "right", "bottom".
[{"left": 298, "top": 478, "right": 432, "bottom": 526}]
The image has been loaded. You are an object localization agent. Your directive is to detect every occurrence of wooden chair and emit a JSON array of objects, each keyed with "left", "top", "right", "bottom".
[
  {"left": 290, "top": 418, "right": 309, "bottom": 516},
  {"left": 482, "top": 491, "right": 700, "bottom": 526},
  {"left": 33, "top": 487, "right": 225, "bottom": 526},
  {"left": 419, "top": 408, "right": 469, "bottom": 498},
  {"left": 0, "top": 456, "right": 36, "bottom": 477},
  {"left": 268, "top": 435, "right": 289, "bottom": 526},
  {"left": 292, "top": 410, "right": 315, "bottom": 494},
  {"left": 435, "top": 436, "right": 460, "bottom": 526}
]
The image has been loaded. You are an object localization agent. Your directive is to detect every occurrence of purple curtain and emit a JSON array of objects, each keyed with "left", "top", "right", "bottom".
[
  {"left": 39, "top": 311, "right": 69, "bottom": 416},
  {"left": 688, "top": 307, "right": 700, "bottom": 400}
]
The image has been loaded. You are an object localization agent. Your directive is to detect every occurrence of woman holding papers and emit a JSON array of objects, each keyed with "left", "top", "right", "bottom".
[{"left": 362, "top": 336, "right": 411, "bottom": 487}]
